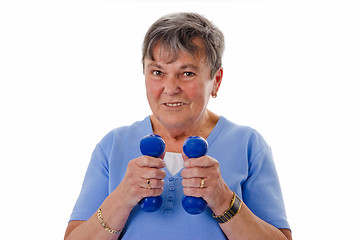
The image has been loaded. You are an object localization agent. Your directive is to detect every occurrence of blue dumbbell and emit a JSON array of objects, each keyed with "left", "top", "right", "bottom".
[
  {"left": 138, "top": 134, "right": 165, "bottom": 212},
  {"left": 182, "top": 136, "right": 208, "bottom": 215}
]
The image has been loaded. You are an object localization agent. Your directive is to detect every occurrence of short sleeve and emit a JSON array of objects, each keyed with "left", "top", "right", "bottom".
[
  {"left": 242, "top": 143, "right": 290, "bottom": 229},
  {"left": 69, "top": 144, "right": 110, "bottom": 221}
]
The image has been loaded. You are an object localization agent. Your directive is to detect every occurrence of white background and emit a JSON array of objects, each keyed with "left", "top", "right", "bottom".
[{"left": 1, "top": 0, "right": 359, "bottom": 239}]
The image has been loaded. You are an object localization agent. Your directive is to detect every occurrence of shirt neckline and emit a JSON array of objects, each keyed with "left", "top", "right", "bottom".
[{"left": 145, "top": 115, "right": 226, "bottom": 149}]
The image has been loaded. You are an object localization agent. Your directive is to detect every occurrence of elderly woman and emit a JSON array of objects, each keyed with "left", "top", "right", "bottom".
[{"left": 64, "top": 12, "right": 292, "bottom": 240}]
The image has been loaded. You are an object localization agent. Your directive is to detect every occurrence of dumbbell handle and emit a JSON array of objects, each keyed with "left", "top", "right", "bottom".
[
  {"left": 138, "top": 134, "right": 165, "bottom": 212},
  {"left": 182, "top": 136, "right": 208, "bottom": 215}
]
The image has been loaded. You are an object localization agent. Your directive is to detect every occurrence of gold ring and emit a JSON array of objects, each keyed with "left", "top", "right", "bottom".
[
  {"left": 200, "top": 178, "right": 205, "bottom": 189},
  {"left": 146, "top": 179, "right": 151, "bottom": 189}
]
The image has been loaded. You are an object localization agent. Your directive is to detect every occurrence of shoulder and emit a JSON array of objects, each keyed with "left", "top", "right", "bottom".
[
  {"left": 217, "top": 117, "right": 268, "bottom": 147},
  {"left": 98, "top": 116, "right": 152, "bottom": 153},
  {"left": 212, "top": 117, "right": 270, "bottom": 161}
]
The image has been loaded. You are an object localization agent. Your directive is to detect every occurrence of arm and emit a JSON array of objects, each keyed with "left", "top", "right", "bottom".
[
  {"left": 64, "top": 189, "right": 133, "bottom": 240},
  {"left": 213, "top": 190, "right": 292, "bottom": 240},
  {"left": 64, "top": 156, "right": 166, "bottom": 240},
  {"left": 181, "top": 156, "right": 291, "bottom": 240}
]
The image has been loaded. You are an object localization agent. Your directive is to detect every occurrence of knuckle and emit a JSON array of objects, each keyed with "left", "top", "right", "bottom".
[
  {"left": 202, "top": 157, "right": 209, "bottom": 166},
  {"left": 181, "top": 179, "right": 186, "bottom": 186},
  {"left": 146, "top": 188, "right": 163, "bottom": 197},
  {"left": 143, "top": 156, "right": 150, "bottom": 166},
  {"left": 160, "top": 169, "right": 166, "bottom": 178},
  {"left": 182, "top": 179, "right": 191, "bottom": 187},
  {"left": 183, "top": 188, "right": 191, "bottom": 196},
  {"left": 153, "top": 188, "right": 163, "bottom": 196},
  {"left": 125, "top": 167, "right": 137, "bottom": 179},
  {"left": 155, "top": 169, "right": 166, "bottom": 179},
  {"left": 181, "top": 169, "right": 188, "bottom": 178}
]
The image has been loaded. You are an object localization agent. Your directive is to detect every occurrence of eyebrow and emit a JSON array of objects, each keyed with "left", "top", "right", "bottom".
[
  {"left": 147, "top": 62, "right": 163, "bottom": 69},
  {"left": 180, "top": 64, "right": 200, "bottom": 71}
]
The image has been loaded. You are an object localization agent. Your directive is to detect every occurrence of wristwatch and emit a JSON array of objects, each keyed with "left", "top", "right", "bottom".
[{"left": 212, "top": 191, "right": 242, "bottom": 224}]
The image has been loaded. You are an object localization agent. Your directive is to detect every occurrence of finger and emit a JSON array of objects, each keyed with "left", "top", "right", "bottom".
[
  {"left": 183, "top": 156, "right": 216, "bottom": 168},
  {"left": 183, "top": 187, "right": 205, "bottom": 198},
  {"left": 181, "top": 167, "right": 207, "bottom": 179},
  {"left": 182, "top": 177, "right": 207, "bottom": 188},
  {"left": 141, "top": 168, "right": 166, "bottom": 180},
  {"left": 139, "top": 187, "right": 164, "bottom": 199},
  {"left": 136, "top": 156, "right": 166, "bottom": 168},
  {"left": 139, "top": 178, "right": 165, "bottom": 189}
]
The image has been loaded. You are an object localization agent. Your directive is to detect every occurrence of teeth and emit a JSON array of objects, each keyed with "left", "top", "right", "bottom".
[{"left": 166, "top": 103, "right": 184, "bottom": 107}]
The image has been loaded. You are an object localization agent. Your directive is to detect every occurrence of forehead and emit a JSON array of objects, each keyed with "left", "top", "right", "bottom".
[{"left": 149, "top": 38, "right": 208, "bottom": 65}]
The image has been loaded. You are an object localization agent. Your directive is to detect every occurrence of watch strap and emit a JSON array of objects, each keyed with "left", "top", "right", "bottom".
[{"left": 212, "top": 191, "right": 242, "bottom": 224}]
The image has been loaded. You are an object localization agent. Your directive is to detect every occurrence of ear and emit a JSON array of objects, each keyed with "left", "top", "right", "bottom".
[{"left": 211, "top": 67, "right": 223, "bottom": 96}]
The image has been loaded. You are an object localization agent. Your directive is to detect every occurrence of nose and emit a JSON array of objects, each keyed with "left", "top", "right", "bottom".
[{"left": 163, "top": 75, "right": 180, "bottom": 96}]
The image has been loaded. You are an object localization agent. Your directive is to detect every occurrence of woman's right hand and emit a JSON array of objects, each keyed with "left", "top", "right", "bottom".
[
  {"left": 115, "top": 155, "right": 166, "bottom": 210},
  {"left": 64, "top": 156, "right": 166, "bottom": 240}
]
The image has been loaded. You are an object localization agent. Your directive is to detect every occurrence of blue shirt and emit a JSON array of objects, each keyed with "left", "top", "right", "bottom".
[{"left": 70, "top": 116, "right": 290, "bottom": 239}]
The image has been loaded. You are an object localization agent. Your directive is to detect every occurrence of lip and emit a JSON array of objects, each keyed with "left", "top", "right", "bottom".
[{"left": 162, "top": 102, "right": 186, "bottom": 107}]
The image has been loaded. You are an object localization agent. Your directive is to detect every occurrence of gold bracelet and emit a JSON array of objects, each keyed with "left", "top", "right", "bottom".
[
  {"left": 97, "top": 207, "right": 123, "bottom": 234},
  {"left": 212, "top": 191, "right": 242, "bottom": 224}
]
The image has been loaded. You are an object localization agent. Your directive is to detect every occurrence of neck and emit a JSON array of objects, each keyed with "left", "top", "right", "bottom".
[{"left": 150, "top": 110, "right": 219, "bottom": 152}]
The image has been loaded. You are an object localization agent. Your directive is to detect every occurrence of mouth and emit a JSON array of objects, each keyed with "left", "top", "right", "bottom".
[{"left": 163, "top": 102, "right": 186, "bottom": 107}]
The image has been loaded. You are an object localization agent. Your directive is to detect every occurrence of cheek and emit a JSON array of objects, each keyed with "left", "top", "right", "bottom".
[
  {"left": 145, "top": 79, "right": 162, "bottom": 101},
  {"left": 186, "top": 84, "right": 211, "bottom": 113},
  {"left": 188, "top": 82, "right": 211, "bottom": 101}
]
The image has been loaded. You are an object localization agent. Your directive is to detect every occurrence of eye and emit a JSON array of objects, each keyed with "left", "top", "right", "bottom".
[
  {"left": 152, "top": 70, "right": 163, "bottom": 76},
  {"left": 183, "top": 72, "right": 195, "bottom": 77}
]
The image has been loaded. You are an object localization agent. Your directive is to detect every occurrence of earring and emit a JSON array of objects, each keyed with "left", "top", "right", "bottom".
[{"left": 212, "top": 92, "right": 217, "bottom": 98}]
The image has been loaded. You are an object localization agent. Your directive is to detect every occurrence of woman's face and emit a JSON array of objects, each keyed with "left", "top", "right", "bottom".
[{"left": 144, "top": 39, "right": 222, "bottom": 133}]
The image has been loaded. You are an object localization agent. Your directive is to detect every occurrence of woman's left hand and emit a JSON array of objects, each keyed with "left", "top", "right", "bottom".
[{"left": 181, "top": 154, "right": 233, "bottom": 214}]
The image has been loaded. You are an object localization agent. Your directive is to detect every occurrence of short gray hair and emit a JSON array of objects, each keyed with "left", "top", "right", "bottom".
[{"left": 142, "top": 12, "right": 225, "bottom": 78}]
